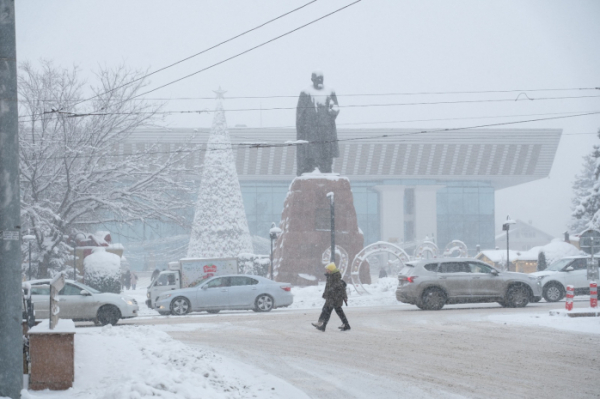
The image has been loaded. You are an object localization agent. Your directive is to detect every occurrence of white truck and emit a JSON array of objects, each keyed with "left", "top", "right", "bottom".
[{"left": 146, "top": 257, "right": 238, "bottom": 309}]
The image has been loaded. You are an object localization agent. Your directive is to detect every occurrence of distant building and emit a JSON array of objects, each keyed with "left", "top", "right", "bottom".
[
  {"left": 495, "top": 219, "right": 555, "bottom": 251},
  {"left": 98, "top": 127, "right": 561, "bottom": 268}
]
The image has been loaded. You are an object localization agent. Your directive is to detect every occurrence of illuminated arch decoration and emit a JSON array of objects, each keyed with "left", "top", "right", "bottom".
[
  {"left": 350, "top": 242, "right": 410, "bottom": 295},
  {"left": 321, "top": 246, "right": 349, "bottom": 278},
  {"left": 442, "top": 240, "right": 468, "bottom": 257},
  {"left": 413, "top": 241, "right": 439, "bottom": 260}
]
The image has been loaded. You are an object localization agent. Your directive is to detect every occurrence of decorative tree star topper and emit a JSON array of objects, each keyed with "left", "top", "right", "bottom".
[{"left": 213, "top": 87, "right": 227, "bottom": 99}]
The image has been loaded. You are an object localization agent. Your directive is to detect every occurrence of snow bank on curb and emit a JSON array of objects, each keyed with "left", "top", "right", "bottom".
[
  {"left": 488, "top": 312, "right": 600, "bottom": 335},
  {"left": 21, "top": 325, "right": 308, "bottom": 399},
  {"left": 289, "top": 277, "right": 400, "bottom": 309}
]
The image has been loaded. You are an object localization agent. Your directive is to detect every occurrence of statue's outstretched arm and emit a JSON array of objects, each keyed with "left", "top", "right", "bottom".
[{"left": 330, "top": 91, "right": 340, "bottom": 119}]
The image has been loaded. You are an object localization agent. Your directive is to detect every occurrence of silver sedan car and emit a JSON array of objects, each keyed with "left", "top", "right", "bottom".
[
  {"left": 26, "top": 279, "right": 139, "bottom": 325},
  {"left": 155, "top": 274, "right": 293, "bottom": 315}
]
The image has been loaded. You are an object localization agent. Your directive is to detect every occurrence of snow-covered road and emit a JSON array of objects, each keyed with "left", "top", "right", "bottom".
[{"left": 128, "top": 303, "right": 600, "bottom": 399}]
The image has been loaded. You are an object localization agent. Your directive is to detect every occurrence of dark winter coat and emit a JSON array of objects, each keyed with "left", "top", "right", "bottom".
[{"left": 322, "top": 271, "right": 347, "bottom": 308}]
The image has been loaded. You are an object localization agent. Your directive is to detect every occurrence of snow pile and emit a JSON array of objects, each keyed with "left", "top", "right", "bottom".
[
  {"left": 289, "top": 277, "right": 400, "bottom": 309},
  {"left": 21, "top": 325, "right": 307, "bottom": 399},
  {"left": 187, "top": 95, "right": 253, "bottom": 259},
  {"left": 84, "top": 248, "right": 121, "bottom": 293},
  {"left": 488, "top": 312, "right": 600, "bottom": 335},
  {"left": 482, "top": 239, "right": 582, "bottom": 265},
  {"left": 522, "top": 239, "right": 583, "bottom": 264}
]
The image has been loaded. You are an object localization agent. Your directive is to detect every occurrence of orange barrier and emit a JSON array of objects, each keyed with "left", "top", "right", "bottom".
[
  {"left": 565, "top": 285, "right": 574, "bottom": 311},
  {"left": 590, "top": 282, "right": 598, "bottom": 308}
]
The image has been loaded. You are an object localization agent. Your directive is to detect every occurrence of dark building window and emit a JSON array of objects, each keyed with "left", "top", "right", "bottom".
[{"left": 404, "top": 188, "right": 415, "bottom": 215}]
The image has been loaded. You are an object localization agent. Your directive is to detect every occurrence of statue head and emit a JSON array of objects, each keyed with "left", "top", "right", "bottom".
[{"left": 311, "top": 70, "right": 324, "bottom": 90}]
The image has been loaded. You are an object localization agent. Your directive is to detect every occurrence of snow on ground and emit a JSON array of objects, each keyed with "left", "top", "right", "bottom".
[
  {"left": 488, "top": 308, "right": 600, "bottom": 334},
  {"left": 22, "top": 324, "right": 308, "bottom": 399},
  {"left": 34, "top": 274, "right": 595, "bottom": 399}
]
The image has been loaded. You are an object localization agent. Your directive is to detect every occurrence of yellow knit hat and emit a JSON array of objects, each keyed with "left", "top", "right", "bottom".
[{"left": 325, "top": 263, "right": 338, "bottom": 273}]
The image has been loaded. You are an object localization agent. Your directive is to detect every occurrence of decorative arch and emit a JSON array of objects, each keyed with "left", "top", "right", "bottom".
[
  {"left": 350, "top": 242, "right": 410, "bottom": 295},
  {"left": 321, "top": 246, "right": 349, "bottom": 278},
  {"left": 442, "top": 240, "right": 468, "bottom": 257},
  {"left": 413, "top": 241, "right": 439, "bottom": 260}
]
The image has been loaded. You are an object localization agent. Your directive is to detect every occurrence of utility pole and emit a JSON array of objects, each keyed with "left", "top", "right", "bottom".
[
  {"left": 327, "top": 192, "right": 335, "bottom": 263},
  {"left": 0, "top": 1, "right": 24, "bottom": 398}
]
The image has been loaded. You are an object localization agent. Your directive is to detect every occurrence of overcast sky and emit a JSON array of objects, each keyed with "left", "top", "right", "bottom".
[{"left": 15, "top": 0, "right": 600, "bottom": 238}]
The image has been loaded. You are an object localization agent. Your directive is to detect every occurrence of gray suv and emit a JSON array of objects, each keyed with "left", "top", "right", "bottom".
[{"left": 396, "top": 258, "right": 542, "bottom": 310}]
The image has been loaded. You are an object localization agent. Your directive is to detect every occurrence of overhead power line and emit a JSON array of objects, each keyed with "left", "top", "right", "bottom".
[
  {"left": 58, "top": 0, "right": 319, "bottom": 111},
  {"left": 19, "top": 110, "right": 600, "bottom": 161},
  {"left": 13, "top": 86, "right": 600, "bottom": 102},
  {"left": 117, "top": 0, "right": 363, "bottom": 106},
  {"left": 20, "top": 110, "right": 597, "bottom": 146},
  {"left": 42, "top": 94, "right": 600, "bottom": 119}
]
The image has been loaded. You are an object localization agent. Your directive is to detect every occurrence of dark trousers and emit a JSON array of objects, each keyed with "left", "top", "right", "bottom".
[{"left": 319, "top": 304, "right": 349, "bottom": 326}]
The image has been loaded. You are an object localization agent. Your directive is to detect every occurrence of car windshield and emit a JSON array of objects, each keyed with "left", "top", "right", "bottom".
[
  {"left": 73, "top": 282, "right": 101, "bottom": 294},
  {"left": 546, "top": 258, "right": 576, "bottom": 271}
]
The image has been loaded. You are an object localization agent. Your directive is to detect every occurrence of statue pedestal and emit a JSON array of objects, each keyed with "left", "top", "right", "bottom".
[{"left": 273, "top": 172, "right": 370, "bottom": 286}]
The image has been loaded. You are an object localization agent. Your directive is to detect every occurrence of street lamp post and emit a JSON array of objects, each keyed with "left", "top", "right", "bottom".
[
  {"left": 269, "top": 222, "right": 281, "bottom": 280},
  {"left": 23, "top": 234, "right": 35, "bottom": 280},
  {"left": 502, "top": 215, "right": 516, "bottom": 272},
  {"left": 326, "top": 192, "right": 335, "bottom": 263}
]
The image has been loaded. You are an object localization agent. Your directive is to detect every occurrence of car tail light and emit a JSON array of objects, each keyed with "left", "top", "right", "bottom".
[
  {"left": 400, "top": 276, "right": 418, "bottom": 283},
  {"left": 280, "top": 286, "right": 291, "bottom": 292}
]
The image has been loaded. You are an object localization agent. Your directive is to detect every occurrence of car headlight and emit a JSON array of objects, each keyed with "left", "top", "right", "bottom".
[
  {"left": 159, "top": 293, "right": 173, "bottom": 301},
  {"left": 121, "top": 297, "right": 136, "bottom": 306}
]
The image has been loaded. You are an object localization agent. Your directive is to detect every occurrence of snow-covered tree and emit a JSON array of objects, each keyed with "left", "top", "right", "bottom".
[
  {"left": 572, "top": 129, "right": 600, "bottom": 232},
  {"left": 187, "top": 90, "right": 253, "bottom": 258},
  {"left": 18, "top": 61, "right": 195, "bottom": 278},
  {"left": 537, "top": 251, "right": 547, "bottom": 271}
]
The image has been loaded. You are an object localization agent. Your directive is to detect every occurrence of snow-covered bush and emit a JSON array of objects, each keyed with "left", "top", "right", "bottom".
[
  {"left": 84, "top": 248, "right": 122, "bottom": 293},
  {"left": 238, "top": 253, "right": 270, "bottom": 277}
]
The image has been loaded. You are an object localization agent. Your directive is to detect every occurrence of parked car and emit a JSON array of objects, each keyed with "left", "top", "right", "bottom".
[
  {"left": 395, "top": 258, "right": 542, "bottom": 310},
  {"left": 530, "top": 256, "right": 598, "bottom": 302},
  {"left": 26, "top": 279, "right": 139, "bottom": 325},
  {"left": 154, "top": 274, "right": 293, "bottom": 315}
]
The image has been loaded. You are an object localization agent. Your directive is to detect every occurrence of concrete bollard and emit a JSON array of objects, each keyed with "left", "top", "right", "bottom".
[
  {"left": 565, "top": 285, "right": 574, "bottom": 311},
  {"left": 590, "top": 282, "right": 598, "bottom": 308}
]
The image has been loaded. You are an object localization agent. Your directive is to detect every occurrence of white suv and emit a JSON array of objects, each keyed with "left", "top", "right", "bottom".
[{"left": 530, "top": 256, "right": 598, "bottom": 302}]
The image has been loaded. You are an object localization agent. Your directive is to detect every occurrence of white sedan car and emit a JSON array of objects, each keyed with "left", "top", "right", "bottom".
[
  {"left": 155, "top": 274, "right": 293, "bottom": 315},
  {"left": 26, "top": 279, "right": 139, "bottom": 325}
]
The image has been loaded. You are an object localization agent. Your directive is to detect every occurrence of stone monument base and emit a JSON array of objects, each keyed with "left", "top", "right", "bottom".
[{"left": 273, "top": 172, "right": 370, "bottom": 286}]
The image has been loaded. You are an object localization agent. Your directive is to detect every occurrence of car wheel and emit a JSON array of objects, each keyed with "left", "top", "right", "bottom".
[
  {"left": 255, "top": 294, "right": 274, "bottom": 312},
  {"left": 170, "top": 297, "right": 191, "bottom": 316},
  {"left": 420, "top": 288, "right": 446, "bottom": 310},
  {"left": 497, "top": 300, "right": 509, "bottom": 308},
  {"left": 96, "top": 305, "right": 121, "bottom": 326},
  {"left": 207, "top": 309, "right": 220, "bottom": 314},
  {"left": 543, "top": 283, "right": 565, "bottom": 302},
  {"left": 505, "top": 285, "right": 530, "bottom": 308}
]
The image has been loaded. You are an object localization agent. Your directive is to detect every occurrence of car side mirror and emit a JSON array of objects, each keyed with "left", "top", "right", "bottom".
[
  {"left": 491, "top": 269, "right": 499, "bottom": 276},
  {"left": 80, "top": 290, "right": 91, "bottom": 296},
  {"left": 201, "top": 285, "right": 208, "bottom": 290},
  {"left": 565, "top": 266, "right": 574, "bottom": 272}
]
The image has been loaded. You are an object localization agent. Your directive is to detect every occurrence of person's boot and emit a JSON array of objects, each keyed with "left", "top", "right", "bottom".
[
  {"left": 311, "top": 321, "right": 326, "bottom": 331},
  {"left": 339, "top": 324, "right": 351, "bottom": 331}
]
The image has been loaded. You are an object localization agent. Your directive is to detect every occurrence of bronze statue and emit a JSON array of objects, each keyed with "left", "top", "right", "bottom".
[{"left": 296, "top": 70, "right": 340, "bottom": 175}]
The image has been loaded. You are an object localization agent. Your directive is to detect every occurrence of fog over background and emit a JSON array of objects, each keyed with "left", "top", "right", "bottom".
[{"left": 16, "top": 0, "right": 600, "bottom": 238}]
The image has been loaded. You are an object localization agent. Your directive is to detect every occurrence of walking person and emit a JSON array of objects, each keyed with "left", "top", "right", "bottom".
[
  {"left": 130, "top": 271, "right": 138, "bottom": 290},
  {"left": 312, "top": 263, "right": 350, "bottom": 332}
]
